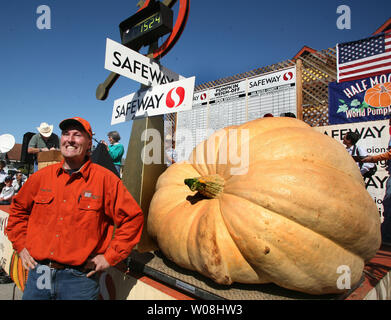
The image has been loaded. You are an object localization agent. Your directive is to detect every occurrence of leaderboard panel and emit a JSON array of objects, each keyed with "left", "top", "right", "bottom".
[{"left": 175, "top": 67, "right": 297, "bottom": 161}]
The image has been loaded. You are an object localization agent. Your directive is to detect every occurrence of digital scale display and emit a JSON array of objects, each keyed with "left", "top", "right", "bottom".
[
  {"left": 125, "top": 11, "right": 163, "bottom": 41},
  {"left": 120, "top": 2, "right": 173, "bottom": 49}
]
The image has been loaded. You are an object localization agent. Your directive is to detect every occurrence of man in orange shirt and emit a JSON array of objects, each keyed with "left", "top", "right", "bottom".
[{"left": 6, "top": 117, "right": 144, "bottom": 300}]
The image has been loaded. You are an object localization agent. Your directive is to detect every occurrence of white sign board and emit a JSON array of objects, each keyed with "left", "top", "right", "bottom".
[
  {"left": 247, "top": 68, "right": 296, "bottom": 93},
  {"left": 111, "top": 76, "right": 195, "bottom": 124},
  {"left": 104, "top": 38, "right": 181, "bottom": 86},
  {"left": 313, "top": 120, "right": 390, "bottom": 218}
]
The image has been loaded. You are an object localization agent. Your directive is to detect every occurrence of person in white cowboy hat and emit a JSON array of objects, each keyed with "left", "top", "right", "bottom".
[{"left": 27, "top": 122, "right": 60, "bottom": 172}]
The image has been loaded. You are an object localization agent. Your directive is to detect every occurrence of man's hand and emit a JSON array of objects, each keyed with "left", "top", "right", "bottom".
[
  {"left": 85, "top": 254, "right": 111, "bottom": 278},
  {"left": 19, "top": 248, "right": 37, "bottom": 270}
]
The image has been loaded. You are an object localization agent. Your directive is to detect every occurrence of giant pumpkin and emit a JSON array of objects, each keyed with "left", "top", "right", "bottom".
[{"left": 147, "top": 117, "right": 381, "bottom": 295}]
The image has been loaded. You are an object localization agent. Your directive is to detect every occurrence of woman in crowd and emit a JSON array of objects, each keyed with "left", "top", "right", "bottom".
[{"left": 101, "top": 131, "right": 124, "bottom": 175}]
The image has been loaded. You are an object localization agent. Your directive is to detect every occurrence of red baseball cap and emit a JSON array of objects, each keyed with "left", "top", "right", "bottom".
[{"left": 59, "top": 117, "right": 93, "bottom": 138}]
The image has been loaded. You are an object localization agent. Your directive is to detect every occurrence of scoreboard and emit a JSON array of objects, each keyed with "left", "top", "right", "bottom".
[{"left": 175, "top": 67, "right": 297, "bottom": 161}]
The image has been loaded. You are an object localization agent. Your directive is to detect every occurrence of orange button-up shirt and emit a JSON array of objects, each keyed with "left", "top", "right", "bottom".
[{"left": 6, "top": 159, "right": 144, "bottom": 267}]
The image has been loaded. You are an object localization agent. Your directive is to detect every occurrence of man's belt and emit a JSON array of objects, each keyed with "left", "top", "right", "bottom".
[{"left": 37, "top": 260, "right": 92, "bottom": 273}]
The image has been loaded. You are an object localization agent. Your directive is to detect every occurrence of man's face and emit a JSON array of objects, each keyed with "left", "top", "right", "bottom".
[
  {"left": 60, "top": 125, "right": 91, "bottom": 165},
  {"left": 16, "top": 173, "right": 22, "bottom": 180}
]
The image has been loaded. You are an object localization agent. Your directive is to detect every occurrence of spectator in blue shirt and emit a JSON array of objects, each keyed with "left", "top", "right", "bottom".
[{"left": 101, "top": 131, "right": 124, "bottom": 175}]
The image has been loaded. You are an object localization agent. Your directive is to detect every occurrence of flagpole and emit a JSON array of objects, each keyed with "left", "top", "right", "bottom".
[
  {"left": 336, "top": 43, "right": 340, "bottom": 83},
  {"left": 296, "top": 59, "right": 303, "bottom": 120}
]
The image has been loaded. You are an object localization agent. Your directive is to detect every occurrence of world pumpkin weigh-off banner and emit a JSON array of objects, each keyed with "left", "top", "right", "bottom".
[{"left": 329, "top": 72, "right": 391, "bottom": 125}]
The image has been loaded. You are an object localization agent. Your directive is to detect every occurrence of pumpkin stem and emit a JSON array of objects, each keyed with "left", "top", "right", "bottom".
[
  {"left": 380, "top": 85, "right": 387, "bottom": 93},
  {"left": 184, "top": 174, "right": 225, "bottom": 199}
]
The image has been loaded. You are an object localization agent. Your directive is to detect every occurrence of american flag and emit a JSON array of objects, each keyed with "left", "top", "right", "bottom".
[{"left": 337, "top": 30, "right": 391, "bottom": 83}]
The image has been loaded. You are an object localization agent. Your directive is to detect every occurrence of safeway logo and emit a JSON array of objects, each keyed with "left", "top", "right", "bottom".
[
  {"left": 166, "top": 87, "right": 185, "bottom": 108},
  {"left": 283, "top": 72, "right": 294, "bottom": 81},
  {"left": 111, "top": 76, "right": 195, "bottom": 124}
]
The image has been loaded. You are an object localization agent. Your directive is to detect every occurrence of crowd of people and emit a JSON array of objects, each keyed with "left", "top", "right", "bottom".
[
  {"left": 342, "top": 128, "right": 391, "bottom": 246},
  {"left": 0, "top": 160, "right": 27, "bottom": 205},
  {"left": 0, "top": 161, "right": 26, "bottom": 283}
]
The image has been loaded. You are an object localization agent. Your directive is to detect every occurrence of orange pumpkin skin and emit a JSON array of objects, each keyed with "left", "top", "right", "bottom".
[
  {"left": 364, "top": 82, "right": 391, "bottom": 107},
  {"left": 147, "top": 117, "right": 381, "bottom": 295}
]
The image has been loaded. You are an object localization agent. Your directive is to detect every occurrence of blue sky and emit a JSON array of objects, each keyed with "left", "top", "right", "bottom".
[{"left": 1, "top": 0, "right": 390, "bottom": 155}]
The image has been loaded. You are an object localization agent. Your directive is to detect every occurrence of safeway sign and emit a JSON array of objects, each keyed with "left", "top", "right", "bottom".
[
  {"left": 105, "top": 38, "right": 181, "bottom": 86},
  {"left": 111, "top": 76, "right": 195, "bottom": 124}
]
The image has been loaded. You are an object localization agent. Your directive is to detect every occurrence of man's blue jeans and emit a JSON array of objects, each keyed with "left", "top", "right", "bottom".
[{"left": 22, "top": 264, "right": 100, "bottom": 300}]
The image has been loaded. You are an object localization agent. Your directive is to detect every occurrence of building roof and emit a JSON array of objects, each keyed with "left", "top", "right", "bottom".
[
  {"left": 372, "top": 17, "right": 391, "bottom": 35},
  {"left": 292, "top": 46, "right": 318, "bottom": 61},
  {"left": 7, "top": 143, "right": 22, "bottom": 161}
]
